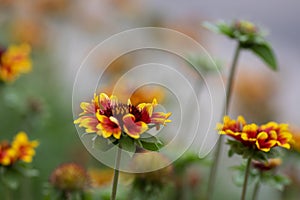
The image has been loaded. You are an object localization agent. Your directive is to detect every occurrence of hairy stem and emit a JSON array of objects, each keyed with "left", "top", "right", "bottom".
[
  {"left": 111, "top": 146, "right": 122, "bottom": 200},
  {"left": 241, "top": 157, "right": 252, "bottom": 200},
  {"left": 252, "top": 179, "right": 261, "bottom": 200}
]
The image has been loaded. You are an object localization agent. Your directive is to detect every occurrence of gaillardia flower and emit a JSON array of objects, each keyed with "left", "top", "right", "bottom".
[
  {"left": 0, "top": 141, "right": 17, "bottom": 166},
  {"left": 218, "top": 116, "right": 293, "bottom": 152},
  {"left": 74, "top": 93, "right": 171, "bottom": 140},
  {"left": 12, "top": 131, "right": 39, "bottom": 163},
  {"left": 0, "top": 43, "right": 32, "bottom": 83},
  {"left": 0, "top": 131, "right": 38, "bottom": 166},
  {"left": 252, "top": 158, "right": 282, "bottom": 171}
]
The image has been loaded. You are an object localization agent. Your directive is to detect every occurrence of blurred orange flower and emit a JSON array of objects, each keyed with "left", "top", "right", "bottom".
[
  {"left": 252, "top": 158, "right": 282, "bottom": 171},
  {"left": 12, "top": 131, "right": 39, "bottom": 163},
  {"left": 88, "top": 168, "right": 114, "bottom": 188},
  {"left": 0, "top": 44, "right": 32, "bottom": 83},
  {"left": 0, "top": 131, "right": 38, "bottom": 166},
  {"left": 0, "top": 141, "right": 17, "bottom": 166}
]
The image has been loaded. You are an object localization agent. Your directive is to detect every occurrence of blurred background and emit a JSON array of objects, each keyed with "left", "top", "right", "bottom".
[{"left": 0, "top": 0, "right": 300, "bottom": 199}]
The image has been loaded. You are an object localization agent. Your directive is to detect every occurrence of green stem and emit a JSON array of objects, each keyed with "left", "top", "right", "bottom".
[
  {"left": 241, "top": 157, "right": 252, "bottom": 200},
  {"left": 111, "top": 146, "right": 122, "bottom": 200},
  {"left": 0, "top": 167, "right": 11, "bottom": 200},
  {"left": 252, "top": 180, "right": 260, "bottom": 200},
  {"left": 206, "top": 43, "right": 242, "bottom": 200}
]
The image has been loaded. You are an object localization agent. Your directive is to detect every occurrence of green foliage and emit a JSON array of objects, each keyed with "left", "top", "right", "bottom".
[
  {"left": 231, "top": 162, "right": 257, "bottom": 187},
  {"left": 119, "top": 135, "right": 136, "bottom": 154},
  {"left": 260, "top": 172, "right": 290, "bottom": 191},
  {"left": 92, "top": 135, "right": 114, "bottom": 152},
  {"left": 88, "top": 131, "right": 164, "bottom": 156},
  {"left": 251, "top": 43, "right": 277, "bottom": 70},
  {"left": 0, "top": 163, "right": 39, "bottom": 190},
  {"left": 232, "top": 161, "right": 291, "bottom": 191},
  {"left": 226, "top": 139, "right": 280, "bottom": 162}
]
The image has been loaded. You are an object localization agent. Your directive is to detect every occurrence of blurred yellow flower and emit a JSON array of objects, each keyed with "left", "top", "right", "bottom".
[
  {"left": 12, "top": 131, "right": 39, "bottom": 163},
  {"left": 0, "top": 141, "right": 17, "bottom": 166},
  {"left": 88, "top": 168, "right": 114, "bottom": 188},
  {"left": 0, "top": 44, "right": 32, "bottom": 83},
  {"left": 0, "top": 131, "right": 38, "bottom": 166}
]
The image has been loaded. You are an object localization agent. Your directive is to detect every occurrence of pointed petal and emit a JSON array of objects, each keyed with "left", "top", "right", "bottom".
[
  {"left": 96, "top": 114, "right": 121, "bottom": 139},
  {"left": 123, "top": 114, "right": 148, "bottom": 139},
  {"left": 100, "top": 93, "right": 110, "bottom": 108}
]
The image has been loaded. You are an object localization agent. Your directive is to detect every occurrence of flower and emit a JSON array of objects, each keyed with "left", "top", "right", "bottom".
[
  {"left": 74, "top": 92, "right": 171, "bottom": 140},
  {"left": 0, "top": 43, "right": 32, "bottom": 83},
  {"left": 0, "top": 141, "right": 17, "bottom": 166},
  {"left": 12, "top": 131, "right": 39, "bottom": 163},
  {"left": 0, "top": 131, "right": 38, "bottom": 166},
  {"left": 50, "top": 163, "right": 89, "bottom": 192},
  {"left": 252, "top": 158, "right": 282, "bottom": 171},
  {"left": 204, "top": 20, "right": 277, "bottom": 70},
  {"left": 218, "top": 116, "right": 293, "bottom": 152},
  {"left": 291, "top": 129, "right": 300, "bottom": 152},
  {"left": 234, "top": 20, "right": 257, "bottom": 35}
]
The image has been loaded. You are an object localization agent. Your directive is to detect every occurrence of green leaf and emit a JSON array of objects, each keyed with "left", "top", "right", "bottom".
[
  {"left": 18, "top": 167, "right": 39, "bottom": 177},
  {"left": 252, "top": 151, "right": 268, "bottom": 163},
  {"left": 1, "top": 169, "right": 20, "bottom": 189},
  {"left": 202, "top": 22, "right": 220, "bottom": 33},
  {"left": 218, "top": 22, "right": 234, "bottom": 37},
  {"left": 92, "top": 136, "right": 114, "bottom": 152},
  {"left": 263, "top": 174, "right": 291, "bottom": 191},
  {"left": 140, "top": 133, "right": 161, "bottom": 144},
  {"left": 250, "top": 43, "right": 278, "bottom": 70},
  {"left": 203, "top": 21, "right": 234, "bottom": 38},
  {"left": 140, "top": 141, "right": 161, "bottom": 152},
  {"left": 119, "top": 136, "right": 136, "bottom": 153}
]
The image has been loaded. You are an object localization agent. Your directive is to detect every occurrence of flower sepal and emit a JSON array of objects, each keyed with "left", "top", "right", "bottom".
[
  {"left": 91, "top": 131, "right": 164, "bottom": 155},
  {"left": 92, "top": 134, "right": 116, "bottom": 152}
]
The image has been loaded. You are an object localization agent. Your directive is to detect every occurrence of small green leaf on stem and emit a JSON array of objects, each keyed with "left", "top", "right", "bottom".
[
  {"left": 119, "top": 136, "right": 136, "bottom": 154},
  {"left": 251, "top": 43, "right": 278, "bottom": 70}
]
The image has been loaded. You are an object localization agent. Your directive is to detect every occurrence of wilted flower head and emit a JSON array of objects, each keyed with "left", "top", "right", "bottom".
[
  {"left": 74, "top": 92, "right": 171, "bottom": 140},
  {"left": 50, "top": 163, "right": 89, "bottom": 192},
  {"left": 252, "top": 158, "right": 282, "bottom": 171},
  {"left": 0, "top": 44, "right": 32, "bottom": 83},
  {"left": 218, "top": 116, "right": 293, "bottom": 152}
]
